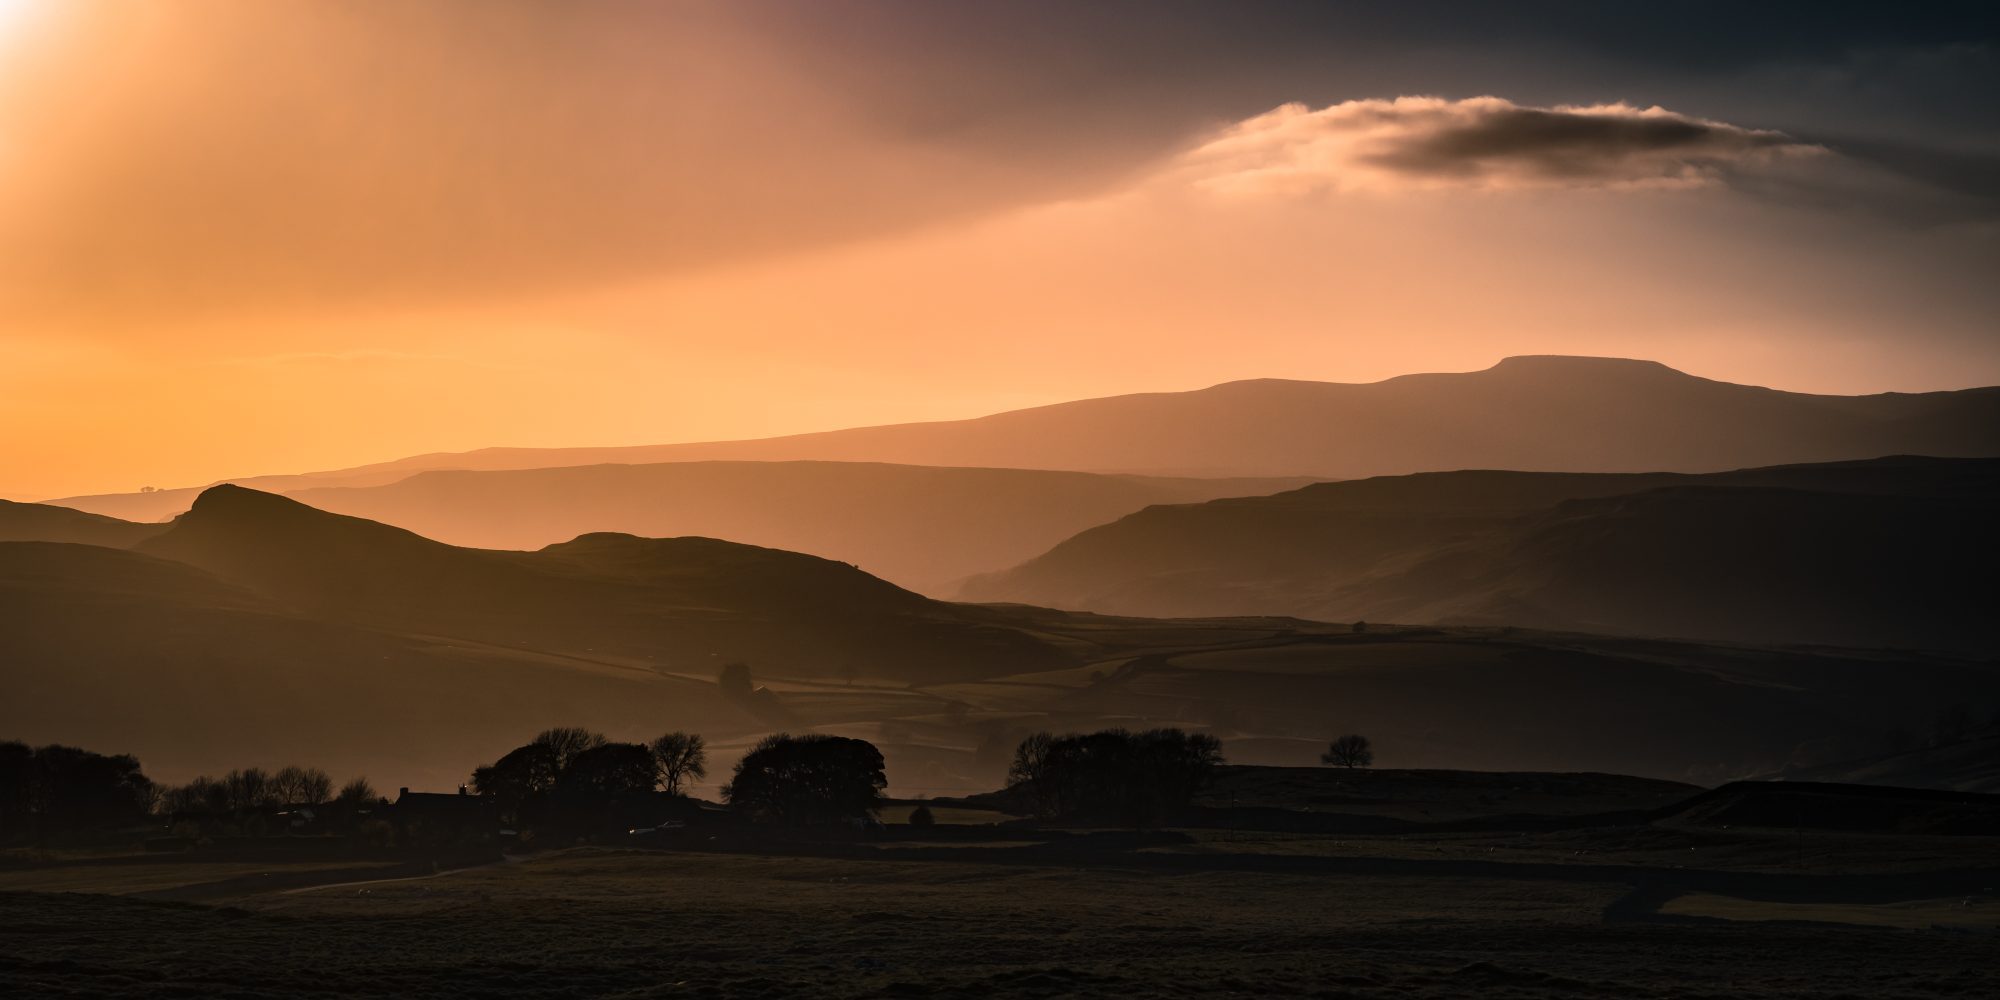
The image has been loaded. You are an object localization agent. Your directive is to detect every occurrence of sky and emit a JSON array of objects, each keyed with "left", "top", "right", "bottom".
[{"left": 2, "top": 1, "right": 1996, "bottom": 499}]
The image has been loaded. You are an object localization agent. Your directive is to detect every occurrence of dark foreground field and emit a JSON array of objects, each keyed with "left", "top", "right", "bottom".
[{"left": 4, "top": 820, "right": 1996, "bottom": 999}]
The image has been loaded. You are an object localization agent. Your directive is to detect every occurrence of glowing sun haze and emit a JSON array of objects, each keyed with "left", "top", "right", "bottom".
[{"left": 1, "top": 1, "right": 1995, "bottom": 499}]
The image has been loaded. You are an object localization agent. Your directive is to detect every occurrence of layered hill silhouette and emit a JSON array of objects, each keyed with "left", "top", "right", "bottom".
[
  {"left": 46, "top": 356, "right": 2000, "bottom": 521},
  {"left": 0, "top": 540, "right": 749, "bottom": 792},
  {"left": 273, "top": 462, "right": 1311, "bottom": 592},
  {"left": 962, "top": 456, "right": 2000, "bottom": 654},
  {"left": 134, "top": 485, "right": 1065, "bottom": 681},
  {"left": 0, "top": 498, "right": 166, "bottom": 548},
  {"left": 45, "top": 463, "right": 1310, "bottom": 591},
  {"left": 5, "top": 488, "right": 1997, "bottom": 792}
]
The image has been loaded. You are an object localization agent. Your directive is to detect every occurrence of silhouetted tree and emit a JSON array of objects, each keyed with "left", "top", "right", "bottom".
[
  {"left": 2, "top": 743, "right": 154, "bottom": 843},
  {"left": 649, "top": 732, "right": 707, "bottom": 796},
  {"left": 222, "top": 768, "right": 275, "bottom": 813},
  {"left": 1014, "top": 728, "right": 1223, "bottom": 828},
  {"left": 908, "top": 804, "right": 936, "bottom": 828},
  {"left": 472, "top": 742, "right": 561, "bottom": 821},
  {"left": 725, "top": 734, "right": 886, "bottom": 826},
  {"left": 0, "top": 742, "right": 31, "bottom": 839},
  {"left": 336, "top": 777, "right": 377, "bottom": 807},
  {"left": 1321, "top": 734, "right": 1374, "bottom": 768},
  {"left": 1351, "top": 621, "right": 1367, "bottom": 634},
  {"left": 270, "top": 766, "right": 333, "bottom": 806},
  {"left": 558, "top": 742, "right": 658, "bottom": 796},
  {"left": 162, "top": 776, "right": 230, "bottom": 820},
  {"left": 321, "top": 777, "right": 377, "bottom": 829},
  {"left": 532, "top": 727, "right": 608, "bottom": 771},
  {"left": 1008, "top": 731, "right": 1056, "bottom": 816}
]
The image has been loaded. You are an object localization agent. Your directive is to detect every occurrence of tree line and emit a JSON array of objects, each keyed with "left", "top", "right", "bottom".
[
  {"left": 467, "top": 727, "right": 887, "bottom": 837},
  {"left": 1006, "top": 728, "right": 1224, "bottom": 828},
  {"left": 0, "top": 742, "right": 154, "bottom": 845},
  {"left": 7, "top": 724, "right": 1375, "bottom": 845}
]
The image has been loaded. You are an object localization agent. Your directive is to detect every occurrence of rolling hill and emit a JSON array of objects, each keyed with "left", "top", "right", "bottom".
[
  {"left": 0, "top": 540, "right": 752, "bottom": 791},
  {"left": 0, "top": 499, "right": 167, "bottom": 548},
  {"left": 4, "top": 489, "right": 1996, "bottom": 793},
  {"left": 41, "top": 462, "right": 1311, "bottom": 592},
  {"left": 134, "top": 485, "right": 1068, "bottom": 682},
  {"left": 274, "top": 462, "right": 1311, "bottom": 592},
  {"left": 961, "top": 456, "right": 2000, "bottom": 654},
  {"left": 45, "top": 355, "right": 2000, "bottom": 521}
]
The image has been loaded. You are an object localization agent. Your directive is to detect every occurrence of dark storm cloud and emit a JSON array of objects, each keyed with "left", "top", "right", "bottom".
[
  {"left": 1181, "top": 98, "right": 1819, "bottom": 193},
  {"left": 1362, "top": 104, "right": 1814, "bottom": 183}
]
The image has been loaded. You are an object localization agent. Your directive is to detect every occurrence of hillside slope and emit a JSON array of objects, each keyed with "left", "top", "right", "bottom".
[
  {"left": 136, "top": 485, "right": 1068, "bottom": 682},
  {"left": 0, "top": 541, "right": 749, "bottom": 790},
  {"left": 963, "top": 456, "right": 2000, "bottom": 653},
  {"left": 270, "top": 462, "right": 1312, "bottom": 591},
  {"left": 0, "top": 499, "right": 167, "bottom": 548},
  {"left": 7, "top": 526, "right": 1997, "bottom": 791}
]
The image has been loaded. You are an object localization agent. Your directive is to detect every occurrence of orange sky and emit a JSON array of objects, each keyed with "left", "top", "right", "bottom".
[{"left": 2, "top": 2, "right": 1996, "bottom": 499}]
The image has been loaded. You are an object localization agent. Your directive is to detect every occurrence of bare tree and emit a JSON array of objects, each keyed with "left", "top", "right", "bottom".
[
  {"left": 271, "top": 766, "right": 333, "bottom": 805},
  {"left": 1008, "top": 731, "right": 1056, "bottom": 817},
  {"left": 335, "top": 777, "right": 377, "bottom": 807},
  {"left": 532, "top": 727, "right": 608, "bottom": 771},
  {"left": 222, "top": 768, "right": 274, "bottom": 812},
  {"left": 649, "top": 732, "right": 708, "bottom": 796},
  {"left": 1321, "top": 734, "right": 1374, "bottom": 768}
]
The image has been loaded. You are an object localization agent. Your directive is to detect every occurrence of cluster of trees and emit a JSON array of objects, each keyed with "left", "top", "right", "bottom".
[
  {"left": 0, "top": 742, "right": 155, "bottom": 844},
  {"left": 158, "top": 766, "right": 379, "bottom": 837},
  {"left": 159, "top": 766, "right": 374, "bottom": 818},
  {"left": 470, "top": 728, "right": 709, "bottom": 835},
  {"left": 471, "top": 727, "right": 898, "bottom": 835},
  {"left": 723, "top": 734, "right": 886, "bottom": 827},
  {"left": 2, "top": 740, "right": 391, "bottom": 844},
  {"left": 1007, "top": 728, "right": 1224, "bottom": 828}
]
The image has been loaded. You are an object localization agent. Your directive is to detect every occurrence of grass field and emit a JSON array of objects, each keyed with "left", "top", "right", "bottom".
[{"left": 3, "top": 840, "right": 1996, "bottom": 999}]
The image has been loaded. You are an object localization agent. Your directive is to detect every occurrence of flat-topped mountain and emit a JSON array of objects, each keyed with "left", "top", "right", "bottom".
[
  {"left": 302, "top": 356, "right": 2000, "bottom": 479},
  {"left": 962, "top": 456, "right": 2000, "bottom": 654},
  {"left": 46, "top": 356, "right": 2000, "bottom": 521}
]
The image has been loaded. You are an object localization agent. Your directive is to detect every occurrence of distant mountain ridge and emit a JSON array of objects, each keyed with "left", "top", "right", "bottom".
[
  {"left": 961, "top": 456, "right": 2000, "bottom": 654},
  {"left": 45, "top": 355, "right": 2000, "bottom": 520}
]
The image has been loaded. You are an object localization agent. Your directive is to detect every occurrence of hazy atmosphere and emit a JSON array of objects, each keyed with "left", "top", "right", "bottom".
[
  {"left": 3, "top": 4, "right": 1997, "bottom": 998},
  {"left": 3, "top": 1, "right": 1997, "bottom": 498}
]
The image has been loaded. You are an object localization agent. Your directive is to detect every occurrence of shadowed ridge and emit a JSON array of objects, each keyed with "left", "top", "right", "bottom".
[
  {"left": 0, "top": 498, "right": 168, "bottom": 548},
  {"left": 0, "top": 540, "right": 272, "bottom": 611},
  {"left": 136, "top": 484, "right": 556, "bottom": 625},
  {"left": 536, "top": 531, "right": 935, "bottom": 613},
  {"left": 963, "top": 455, "right": 2000, "bottom": 653},
  {"left": 130, "top": 485, "right": 1071, "bottom": 682}
]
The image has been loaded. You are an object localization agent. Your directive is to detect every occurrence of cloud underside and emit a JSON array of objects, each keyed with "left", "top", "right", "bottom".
[{"left": 1183, "top": 97, "right": 1822, "bottom": 194}]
